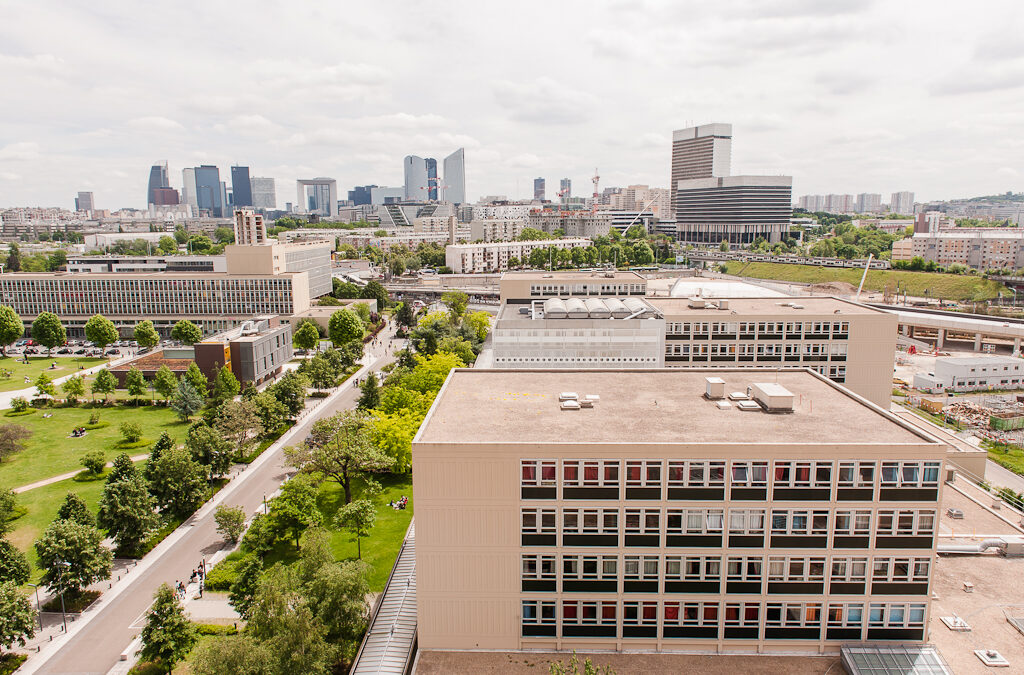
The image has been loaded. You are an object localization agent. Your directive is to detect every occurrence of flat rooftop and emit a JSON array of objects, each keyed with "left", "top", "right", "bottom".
[
  {"left": 500, "top": 270, "right": 646, "bottom": 282},
  {"left": 416, "top": 369, "right": 930, "bottom": 445},
  {"left": 646, "top": 296, "right": 882, "bottom": 316}
]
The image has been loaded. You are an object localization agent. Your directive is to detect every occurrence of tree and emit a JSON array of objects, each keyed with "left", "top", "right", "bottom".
[
  {"left": 240, "top": 513, "right": 275, "bottom": 558},
  {"left": 120, "top": 421, "right": 143, "bottom": 444},
  {"left": 56, "top": 492, "right": 93, "bottom": 527},
  {"left": 35, "top": 518, "right": 112, "bottom": 597},
  {"left": 5, "top": 244, "right": 21, "bottom": 272},
  {"left": 153, "top": 365, "right": 177, "bottom": 402},
  {"left": 62, "top": 374, "right": 85, "bottom": 404},
  {"left": 394, "top": 301, "right": 415, "bottom": 329},
  {"left": 143, "top": 433, "right": 175, "bottom": 485},
  {"left": 305, "top": 354, "right": 336, "bottom": 393},
  {"left": 157, "top": 236, "right": 179, "bottom": 255},
  {"left": 170, "top": 380, "right": 203, "bottom": 422},
  {"left": 35, "top": 372, "right": 56, "bottom": 399},
  {"left": 0, "top": 581, "right": 35, "bottom": 654},
  {"left": 389, "top": 256, "right": 406, "bottom": 277},
  {"left": 189, "top": 633, "right": 273, "bottom": 675},
  {"left": 0, "top": 424, "right": 32, "bottom": 462},
  {"left": 0, "top": 306, "right": 23, "bottom": 355},
  {"left": 332, "top": 279, "right": 360, "bottom": 299},
  {"left": 0, "top": 539, "right": 30, "bottom": 586},
  {"left": 214, "top": 504, "right": 247, "bottom": 545},
  {"left": 173, "top": 227, "right": 189, "bottom": 244},
  {"left": 463, "top": 311, "right": 490, "bottom": 342},
  {"left": 31, "top": 312, "right": 66, "bottom": 355},
  {"left": 518, "top": 227, "right": 546, "bottom": 241},
  {"left": 184, "top": 362, "right": 208, "bottom": 398},
  {"left": 293, "top": 321, "right": 321, "bottom": 352},
  {"left": 0, "top": 490, "right": 15, "bottom": 537},
  {"left": 271, "top": 371, "right": 307, "bottom": 418},
  {"left": 441, "top": 290, "right": 469, "bottom": 326},
  {"left": 90, "top": 368, "right": 116, "bottom": 403},
  {"left": 8, "top": 397, "right": 27, "bottom": 414},
  {"left": 80, "top": 450, "right": 106, "bottom": 476},
  {"left": 269, "top": 475, "right": 321, "bottom": 549},
  {"left": 250, "top": 389, "right": 286, "bottom": 433},
  {"left": 317, "top": 295, "right": 341, "bottom": 307},
  {"left": 437, "top": 336, "right": 475, "bottom": 363},
  {"left": 106, "top": 453, "right": 139, "bottom": 485},
  {"left": 133, "top": 320, "right": 160, "bottom": 350},
  {"left": 186, "top": 421, "right": 232, "bottom": 478},
  {"left": 125, "top": 367, "right": 147, "bottom": 403},
  {"left": 170, "top": 319, "right": 202, "bottom": 346},
  {"left": 336, "top": 499, "right": 376, "bottom": 559},
  {"left": 305, "top": 559, "right": 370, "bottom": 648},
  {"left": 147, "top": 447, "right": 207, "bottom": 519},
  {"left": 140, "top": 583, "right": 198, "bottom": 671},
  {"left": 287, "top": 411, "right": 390, "bottom": 503},
  {"left": 84, "top": 314, "right": 119, "bottom": 352},
  {"left": 328, "top": 309, "right": 362, "bottom": 347},
  {"left": 247, "top": 565, "right": 333, "bottom": 675},
  {"left": 215, "top": 400, "right": 264, "bottom": 462},
  {"left": 97, "top": 472, "right": 158, "bottom": 554},
  {"left": 357, "top": 374, "right": 380, "bottom": 410},
  {"left": 211, "top": 364, "right": 241, "bottom": 405},
  {"left": 359, "top": 280, "right": 388, "bottom": 309},
  {"left": 213, "top": 226, "right": 235, "bottom": 244}
]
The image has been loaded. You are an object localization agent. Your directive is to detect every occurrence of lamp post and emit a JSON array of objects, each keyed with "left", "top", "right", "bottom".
[
  {"left": 57, "top": 560, "right": 71, "bottom": 632},
  {"left": 26, "top": 583, "right": 42, "bottom": 630}
]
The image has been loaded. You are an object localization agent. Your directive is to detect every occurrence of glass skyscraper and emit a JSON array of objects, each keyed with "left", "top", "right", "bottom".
[{"left": 231, "top": 166, "right": 253, "bottom": 207}]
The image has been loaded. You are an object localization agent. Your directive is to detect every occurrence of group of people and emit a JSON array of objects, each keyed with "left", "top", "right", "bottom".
[
  {"left": 388, "top": 495, "right": 409, "bottom": 511},
  {"left": 174, "top": 562, "right": 207, "bottom": 600},
  {"left": 70, "top": 427, "right": 87, "bottom": 438}
]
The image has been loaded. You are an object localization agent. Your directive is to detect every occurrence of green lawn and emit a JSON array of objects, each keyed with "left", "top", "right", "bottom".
[
  {"left": 723, "top": 261, "right": 1008, "bottom": 302},
  {"left": 985, "top": 440, "right": 1024, "bottom": 476},
  {"left": 0, "top": 404, "right": 186, "bottom": 491},
  {"left": 0, "top": 355, "right": 107, "bottom": 392}
]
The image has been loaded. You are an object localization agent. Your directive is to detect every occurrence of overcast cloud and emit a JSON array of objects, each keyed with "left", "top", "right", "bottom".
[{"left": 1, "top": 0, "right": 1022, "bottom": 209}]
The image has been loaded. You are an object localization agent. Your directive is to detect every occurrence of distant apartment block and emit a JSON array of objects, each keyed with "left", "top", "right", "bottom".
[
  {"left": 234, "top": 208, "right": 267, "bottom": 245},
  {"left": 75, "top": 192, "right": 95, "bottom": 212},
  {"left": 824, "top": 194, "right": 855, "bottom": 214},
  {"left": 445, "top": 238, "right": 592, "bottom": 274},
  {"left": 856, "top": 193, "right": 882, "bottom": 214},
  {"left": 891, "top": 229, "right": 1024, "bottom": 270},
  {"left": 671, "top": 123, "right": 732, "bottom": 217},
  {"left": 608, "top": 185, "right": 671, "bottom": 218},
  {"left": 470, "top": 219, "right": 525, "bottom": 242},
  {"left": 890, "top": 192, "right": 915, "bottom": 216},
  {"left": 250, "top": 177, "right": 277, "bottom": 210},
  {"left": 527, "top": 210, "right": 613, "bottom": 239},
  {"left": 534, "top": 177, "right": 546, "bottom": 201},
  {"left": 798, "top": 195, "right": 825, "bottom": 212}
]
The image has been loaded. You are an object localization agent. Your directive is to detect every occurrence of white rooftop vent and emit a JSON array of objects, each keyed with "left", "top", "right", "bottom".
[
  {"left": 687, "top": 297, "right": 708, "bottom": 309},
  {"left": 736, "top": 400, "right": 761, "bottom": 411},
  {"left": 559, "top": 392, "right": 578, "bottom": 401},
  {"left": 560, "top": 400, "right": 581, "bottom": 411},
  {"left": 718, "top": 299, "right": 730, "bottom": 310},
  {"left": 704, "top": 377, "right": 726, "bottom": 400},
  {"left": 715, "top": 400, "right": 732, "bottom": 410},
  {"left": 974, "top": 649, "right": 1009, "bottom": 667},
  {"left": 750, "top": 382, "right": 795, "bottom": 413},
  {"left": 728, "top": 391, "right": 749, "bottom": 401},
  {"left": 790, "top": 304, "right": 804, "bottom": 309},
  {"left": 584, "top": 394, "right": 600, "bottom": 403}
]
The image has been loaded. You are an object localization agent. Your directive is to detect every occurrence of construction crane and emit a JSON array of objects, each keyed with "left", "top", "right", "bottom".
[{"left": 591, "top": 167, "right": 600, "bottom": 213}]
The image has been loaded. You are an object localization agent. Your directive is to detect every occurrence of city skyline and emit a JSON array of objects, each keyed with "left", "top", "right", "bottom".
[{"left": 2, "top": 2, "right": 1023, "bottom": 209}]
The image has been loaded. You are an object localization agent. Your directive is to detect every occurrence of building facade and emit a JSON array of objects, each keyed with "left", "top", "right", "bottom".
[
  {"left": 234, "top": 208, "right": 267, "bottom": 245},
  {"left": 147, "top": 161, "right": 170, "bottom": 206},
  {"left": 443, "top": 148, "right": 466, "bottom": 204},
  {"left": 913, "top": 356, "right": 1024, "bottom": 393},
  {"left": 445, "top": 238, "right": 592, "bottom": 274},
  {"left": 891, "top": 230, "right": 1024, "bottom": 270},
  {"left": 674, "top": 176, "right": 793, "bottom": 246},
  {"left": 231, "top": 166, "right": 253, "bottom": 207},
  {"left": 194, "top": 165, "right": 225, "bottom": 217},
  {"left": 527, "top": 210, "right": 613, "bottom": 239},
  {"left": 470, "top": 219, "right": 525, "bottom": 242},
  {"left": 671, "top": 124, "right": 732, "bottom": 217},
  {"left": 890, "top": 192, "right": 915, "bottom": 216},
  {"left": 251, "top": 177, "right": 277, "bottom": 210},
  {"left": 296, "top": 178, "right": 338, "bottom": 216},
  {"left": 75, "top": 192, "right": 95, "bottom": 212},
  {"left": 534, "top": 178, "right": 546, "bottom": 201},
  {"left": 414, "top": 368, "right": 944, "bottom": 658}
]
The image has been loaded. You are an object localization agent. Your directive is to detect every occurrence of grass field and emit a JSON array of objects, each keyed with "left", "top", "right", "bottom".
[
  {"left": 0, "top": 355, "right": 107, "bottom": 392},
  {"left": 0, "top": 404, "right": 185, "bottom": 491},
  {"left": 723, "top": 261, "right": 1009, "bottom": 301},
  {"left": 985, "top": 440, "right": 1024, "bottom": 477}
]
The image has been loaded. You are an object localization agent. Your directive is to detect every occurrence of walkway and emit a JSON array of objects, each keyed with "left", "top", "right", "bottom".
[
  {"left": 0, "top": 354, "right": 135, "bottom": 410},
  {"left": 13, "top": 455, "right": 147, "bottom": 494}
]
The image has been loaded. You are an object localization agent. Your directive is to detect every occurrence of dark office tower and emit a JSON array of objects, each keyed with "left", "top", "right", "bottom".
[
  {"left": 534, "top": 178, "right": 545, "bottom": 201},
  {"left": 147, "top": 161, "right": 170, "bottom": 205},
  {"left": 349, "top": 185, "right": 376, "bottom": 206},
  {"left": 426, "top": 158, "right": 438, "bottom": 200},
  {"left": 75, "top": 191, "right": 95, "bottom": 212},
  {"left": 194, "top": 165, "right": 224, "bottom": 217},
  {"left": 231, "top": 166, "right": 253, "bottom": 207},
  {"left": 151, "top": 187, "right": 180, "bottom": 205}
]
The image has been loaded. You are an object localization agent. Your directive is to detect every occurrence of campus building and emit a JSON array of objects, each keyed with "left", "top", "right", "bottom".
[
  {"left": 912, "top": 356, "right": 1024, "bottom": 393},
  {"left": 414, "top": 368, "right": 944, "bottom": 661},
  {"left": 445, "top": 239, "right": 592, "bottom": 274}
]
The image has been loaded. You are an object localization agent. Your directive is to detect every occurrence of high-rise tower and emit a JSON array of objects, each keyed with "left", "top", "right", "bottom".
[
  {"left": 670, "top": 123, "right": 732, "bottom": 216},
  {"left": 231, "top": 166, "right": 253, "bottom": 207},
  {"left": 443, "top": 148, "right": 466, "bottom": 204},
  {"left": 147, "top": 161, "right": 170, "bottom": 205}
]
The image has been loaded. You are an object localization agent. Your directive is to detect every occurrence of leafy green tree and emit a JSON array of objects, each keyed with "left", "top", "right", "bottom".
[
  {"left": 241, "top": 513, "right": 275, "bottom": 558},
  {"left": 173, "top": 227, "right": 188, "bottom": 244},
  {"left": 250, "top": 389, "right": 286, "bottom": 433},
  {"left": 0, "top": 424, "right": 32, "bottom": 463},
  {"left": 394, "top": 301, "right": 415, "bottom": 328},
  {"left": 5, "top": 244, "right": 21, "bottom": 272},
  {"left": 0, "top": 490, "right": 15, "bottom": 537},
  {"left": 35, "top": 518, "right": 112, "bottom": 597},
  {"left": 214, "top": 504, "right": 246, "bottom": 545},
  {"left": 0, "top": 540, "right": 30, "bottom": 586},
  {"left": 359, "top": 280, "right": 388, "bottom": 309},
  {"left": 271, "top": 371, "right": 307, "bottom": 418},
  {"left": 212, "top": 364, "right": 240, "bottom": 404},
  {"left": 35, "top": 372, "right": 56, "bottom": 399},
  {"left": 228, "top": 554, "right": 264, "bottom": 619},
  {"left": 437, "top": 336, "right": 475, "bottom": 363},
  {"left": 62, "top": 374, "right": 85, "bottom": 404},
  {"left": 140, "top": 583, "right": 198, "bottom": 671},
  {"left": 186, "top": 421, "right": 232, "bottom": 478},
  {"left": 215, "top": 400, "right": 263, "bottom": 462},
  {"left": 213, "top": 226, "right": 235, "bottom": 244},
  {"left": 293, "top": 321, "right": 321, "bottom": 352},
  {"left": 170, "top": 380, "right": 203, "bottom": 422},
  {"left": 305, "top": 354, "right": 336, "bottom": 392},
  {"left": 357, "top": 374, "right": 380, "bottom": 410},
  {"left": 0, "top": 306, "right": 23, "bottom": 355},
  {"left": 56, "top": 492, "right": 93, "bottom": 527},
  {"left": 80, "top": 450, "right": 106, "bottom": 476},
  {"left": 31, "top": 312, "right": 66, "bottom": 355},
  {"left": 143, "top": 433, "right": 175, "bottom": 485},
  {"left": 328, "top": 309, "right": 363, "bottom": 347},
  {"left": 106, "top": 453, "right": 139, "bottom": 485},
  {"left": 306, "top": 558, "right": 370, "bottom": 650},
  {"left": 170, "top": 319, "right": 202, "bottom": 346},
  {"left": 441, "top": 290, "right": 469, "bottom": 326},
  {"left": 189, "top": 633, "right": 273, "bottom": 675},
  {"left": 153, "top": 365, "right": 177, "bottom": 402},
  {"left": 84, "top": 314, "right": 119, "bottom": 351},
  {"left": 125, "top": 367, "right": 147, "bottom": 403},
  {"left": 120, "top": 421, "right": 143, "bottom": 444},
  {"left": 518, "top": 227, "right": 546, "bottom": 241},
  {"left": 317, "top": 295, "right": 342, "bottom": 307},
  {"left": 147, "top": 447, "right": 207, "bottom": 519},
  {"left": 91, "top": 368, "right": 117, "bottom": 402},
  {"left": 463, "top": 311, "right": 490, "bottom": 342},
  {"left": 247, "top": 565, "right": 333, "bottom": 675},
  {"left": 269, "top": 475, "right": 321, "bottom": 549},
  {"left": 133, "top": 320, "right": 160, "bottom": 349},
  {"left": 8, "top": 397, "right": 27, "bottom": 414},
  {"left": 336, "top": 499, "right": 376, "bottom": 559},
  {"left": 157, "top": 236, "right": 179, "bottom": 255},
  {"left": 0, "top": 581, "right": 36, "bottom": 653},
  {"left": 184, "top": 361, "right": 208, "bottom": 398},
  {"left": 369, "top": 412, "right": 420, "bottom": 472},
  {"left": 97, "top": 472, "right": 158, "bottom": 554}
]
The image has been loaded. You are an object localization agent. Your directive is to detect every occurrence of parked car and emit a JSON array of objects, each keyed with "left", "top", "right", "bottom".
[
  {"left": 74, "top": 348, "right": 87, "bottom": 355},
  {"left": 104, "top": 349, "right": 119, "bottom": 356},
  {"left": 25, "top": 348, "right": 39, "bottom": 355},
  {"left": 56, "top": 348, "right": 71, "bottom": 354}
]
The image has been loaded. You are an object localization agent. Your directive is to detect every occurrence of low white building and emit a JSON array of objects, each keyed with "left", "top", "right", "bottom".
[
  {"left": 913, "top": 356, "right": 1024, "bottom": 393},
  {"left": 445, "top": 238, "right": 591, "bottom": 273}
]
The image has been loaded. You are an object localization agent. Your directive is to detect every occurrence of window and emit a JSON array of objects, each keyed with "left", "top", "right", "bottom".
[
  {"left": 561, "top": 508, "right": 618, "bottom": 534},
  {"left": 875, "top": 510, "right": 936, "bottom": 536},
  {"left": 724, "top": 603, "right": 760, "bottom": 627},
  {"left": 837, "top": 462, "right": 875, "bottom": 488},
  {"left": 868, "top": 603, "right": 927, "bottom": 628},
  {"left": 773, "top": 461, "right": 832, "bottom": 488},
  {"left": 827, "top": 603, "right": 864, "bottom": 628},
  {"left": 521, "top": 508, "right": 556, "bottom": 534},
  {"left": 665, "top": 555, "right": 722, "bottom": 582},
  {"left": 623, "top": 556, "right": 659, "bottom": 583},
  {"left": 521, "top": 460, "right": 556, "bottom": 487},
  {"left": 880, "top": 461, "right": 941, "bottom": 488},
  {"left": 667, "top": 508, "right": 724, "bottom": 534},
  {"left": 668, "top": 461, "right": 726, "bottom": 487},
  {"left": 563, "top": 460, "right": 620, "bottom": 487},
  {"left": 663, "top": 602, "right": 719, "bottom": 627},
  {"left": 770, "top": 510, "right": 829, "bottom": 535},
  {"left": 728, "top": 509, "right": 766, "bottom": 534},
  {"left": 830, "top": 557, "right": 868, "bottom": 583},
  {"left": 562, "top": 600, "right": 617, "bottom": 626},
  {"left": 522, "top": 600, "right": 556, "bottom": 627},
  {"left": 765, "top": 602, "right": 822, "bottom": 628},
  {"left": 625, "top": 460, "right": 662, "bottom": 487},
  {"left": 727, "top": 556, "right": 763, "bottom": 582},
  {"left": 767, "top": 556, "right": 826, "bottom": 582},
  {"left": 872, "top": 557, "right": 930, "bottom": 583},
  {"left": 625, "top": 509, "right": 661, "bottom": 535},
  {"left": 623, "top": 602, "right": 658, "bottom": 628},
  {"left": 834, "top": 510, "right": 872, "bottom": 536},
  {"left": 731, "top": 461, "right": 768, "bottom": 487},
  {"left": 562, "top": 555, "right": 618, "bottom": 581},
  {"left": 522, "top": 555, "right": 556, "bottom": 581}
]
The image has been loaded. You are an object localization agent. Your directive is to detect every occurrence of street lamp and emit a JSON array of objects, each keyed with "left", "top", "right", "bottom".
[
  {"left": 26, "top": 583, "right": 42, "bottom": 630},
  {"left": 57, "top": 560, "right": 71, "bottom": 632}
]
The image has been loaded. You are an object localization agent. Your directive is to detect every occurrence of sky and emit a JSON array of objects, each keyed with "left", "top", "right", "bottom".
[{"left": 1, "top": 0, "right": 1023, "bottom": 210}]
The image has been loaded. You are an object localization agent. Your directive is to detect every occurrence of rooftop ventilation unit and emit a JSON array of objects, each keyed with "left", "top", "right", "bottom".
[
  {"left": 728, "top": 391, "right": 749, "bottom": 401},
  {"left": 605, "top": 298, "right": 630, "bottom": 318},
  {"left": 688, "top": 297, "right": 708, "bottom": 309},
  {"left": 565, "top": 298, "right": 589, "bottom": 318},
  {"left": 736, "top": 400, "right": 761, "bottom": 411},
  {"left": 718, "top": 299, "right": 730, "bottom": 310},
  {"left": 584, "top": 394, "right": 600, "bottom": 404},
  {"left": 704, "top": 377, "right": 726, "bottom": 400},
  {"left": 585, "top": 298, "right": 611, "bottom": 319},
  {"left": 715, "top": 400, "right": 732, "bottom": 410},
  {"left": 559, "top": 392, "right": 578, "bottom": 401},
  {"left": 543, "top": 298, "right": 567, "bottom": 319},
  {"left": 560, "top": 400, "right": 581, "bottom": 411},
  {"left": 791, "top": 304, "right": 804, "bottom": 309},
  {"left": 750, "top": 382, "right": 795, "bottom": 413}
]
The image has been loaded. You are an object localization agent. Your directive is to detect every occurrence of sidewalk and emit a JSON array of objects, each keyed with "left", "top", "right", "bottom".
[
  {"left": 0, "top": 354, "right": 135, "bottom": 410},
  {"left": 14, "top": 455, "right": 148, "bottom": 494}
]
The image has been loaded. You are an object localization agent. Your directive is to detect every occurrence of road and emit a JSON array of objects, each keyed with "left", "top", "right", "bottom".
[{"left": 26, "top": 334, "right": 400, "bottom": 675}]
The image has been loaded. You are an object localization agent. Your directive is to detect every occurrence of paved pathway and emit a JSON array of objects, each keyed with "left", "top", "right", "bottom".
[
  {"left": 0, "top": 354, "right": 135, "bottom": 410},
  {"left": 13, "top": 455, "right": 148, "bottom": 494}
]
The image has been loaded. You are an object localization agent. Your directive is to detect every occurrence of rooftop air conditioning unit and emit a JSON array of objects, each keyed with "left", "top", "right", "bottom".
[
  {"left": 560, "top": 400, "right": 581, "bottom": 410},
  {"left": 704, "top": 377, "right": 726, "bottom": 400},
  {"left": 559, "top": 392, "right": 578, "bottom": 401},
  {"left": 718, "top": 299, "right": 730, "bottom": 310},
  {"left": 999, "top": 535, "right": 1024, "bottom": 557},
  {"left": 687, "top": 297, "right": 707, "bottom": 309},
  {"left": 750, "top": 383, "right": 795, "bottom": 413},
  {"left": 736, "top": 400, "right": 761, "bottom": 411}
]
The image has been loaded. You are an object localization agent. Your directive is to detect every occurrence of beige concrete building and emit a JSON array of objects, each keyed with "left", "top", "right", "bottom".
[
  {"left": 891, "top": 229, "right": 1024, "bottom": 270},
  {"left": 498, "top": 271, "right": 647, "bottom": 304},
  {"left": 445, "top": 239, "right": 592, "bottom": 274},
  {"left": 414, "top": 368, "right": 944, "bottom": 659}
]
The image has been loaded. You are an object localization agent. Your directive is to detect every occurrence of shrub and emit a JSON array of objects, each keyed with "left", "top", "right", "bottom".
[
  {"left": 202, "top": 552, "right": 244, "bottom": 591},
  {"left": 194, "top": 623, "right": 239, "bottom": 636},
  {"left": 10, "top": 397, "right": 28, "bottom": 413},
  {"left": 120, "top": 422, "right": 143, "bottom": 445},
  {"left": 88, "top": 411, "right": 101, "bottom": 425},
  {"left": 80, "top": 450, "right": 106, "bottom": 476}
]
